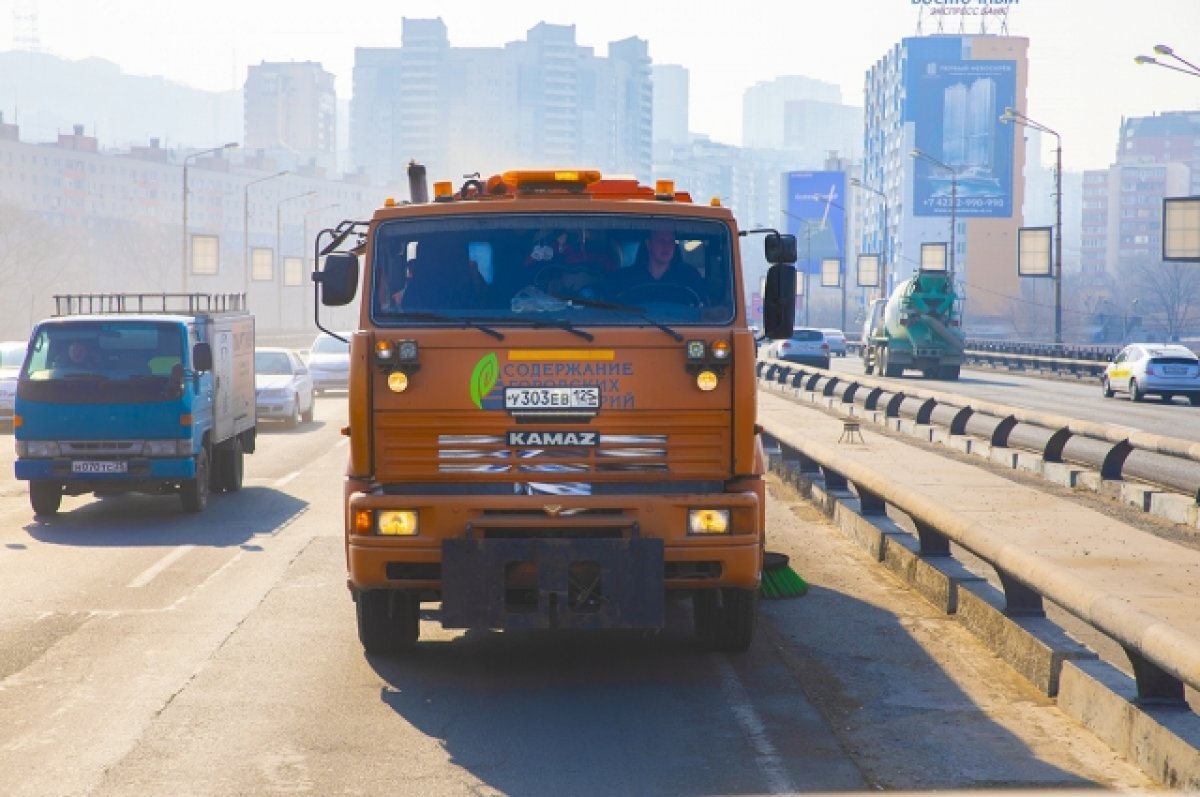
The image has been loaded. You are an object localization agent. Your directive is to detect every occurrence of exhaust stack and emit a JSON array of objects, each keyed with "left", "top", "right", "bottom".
[{"left": 407, "top": 161, "right": 429, "bottom": 204}]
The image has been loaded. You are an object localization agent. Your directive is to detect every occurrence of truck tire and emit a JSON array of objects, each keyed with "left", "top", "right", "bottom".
[
  {"left": 939, "top": 365, "right": 960, "bottom": 380},
  {"left": 30, "top": 481, "right": 63, "bottom": 516},
  {"left": 215, "top": 437, "right": 244, "bottom": 493},
  {"left": 693, "top": 588, "right": 757, "bottom": 652},
  {"left": 863, "top": 354, "right": 874, "bottom": 376},
  {"left": 356, "top": 590, "right": 420, "bottom": 654},
  {"left": 180, "top": 448, "right": 210, "bottom": 513}
]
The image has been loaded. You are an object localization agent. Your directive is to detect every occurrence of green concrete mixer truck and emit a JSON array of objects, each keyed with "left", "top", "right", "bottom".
[{"left": 861, "top": 269, "right": 964, "bottom": 380}]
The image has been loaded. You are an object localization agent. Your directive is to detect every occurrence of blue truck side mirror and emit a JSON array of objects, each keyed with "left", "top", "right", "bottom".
[{"left": 192, "top": 342, "right": 213, "bottom": 372}]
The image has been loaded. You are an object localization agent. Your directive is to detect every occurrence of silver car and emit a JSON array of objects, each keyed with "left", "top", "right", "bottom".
[
  {"left": 766, "top": 328, "right": 831, "bottom": 369},
  {"left": 255, "top": 347, "right": 315, "bottom": 428},
  {"left": 307, "top": 332, "right": 351, "bottom": 394},
  {"left": 1101, "top": 343, "right": 1200, "bottom": 404},
  {"left": 0, "top": 340, "right": 28, "bottom": 424},
  {"left": 820, "top": 328, "right": 848, "bottom": 357}
]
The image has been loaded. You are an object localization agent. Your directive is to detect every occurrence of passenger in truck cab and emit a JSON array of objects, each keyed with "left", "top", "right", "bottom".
[
  {"left": 607, "top": 228, "right": 706, "bottom": 306},
  {"left": 399, "top": 237, "right": 487, "bottom": 311}
]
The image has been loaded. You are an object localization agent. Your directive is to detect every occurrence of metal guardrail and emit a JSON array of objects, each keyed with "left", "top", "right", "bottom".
[
  {"left": 755, "top": 372, "right": 1200, "bottom": 708},
  {"left": 756, "top": 357, "right": 1200, "bottom": 485}
]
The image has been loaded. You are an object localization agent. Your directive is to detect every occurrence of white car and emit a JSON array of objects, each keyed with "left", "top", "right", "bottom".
[
  {"left": 820, "top": 328, "right": 848, "bottom": 357},
  {"left": 0, "top": 339, "right": 28, "bottom": 424},
  {"left": 254, "top": 347, "right": 315, "bottom": 428},
  {"left": 307, "top": 332, "right": 352, "bottom": 394},
  {"left": 766, "top": 328, "right": 831, "bottom": 369},
  {"left": 1101, "top": 343, "right": 1200, "bottom": 404}
]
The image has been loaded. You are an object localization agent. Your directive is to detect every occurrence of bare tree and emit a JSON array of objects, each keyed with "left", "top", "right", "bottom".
[{"left": 1131, "top": 260, "right": 1200, "bottom": 340}]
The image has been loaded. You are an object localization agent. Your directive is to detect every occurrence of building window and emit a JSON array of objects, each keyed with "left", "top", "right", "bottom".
[
  {"left": 251, "top": 247, "right": 274, "bottom": 281},
  {"left": 283, "top": 257, "right": 304, "bottom": 286},
  {"left": 191, "top": 235, "right": 219, "bottom": 275}
]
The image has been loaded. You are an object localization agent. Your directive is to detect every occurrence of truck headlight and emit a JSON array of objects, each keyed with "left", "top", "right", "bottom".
[
  {"left": 16, "top": 440, "right": 61, "bottom": 457},
  {"left": 688, "top": 508, "right": 730, "bottom": 535},
  {"left": 377, "top": 510, "right": 419, "bottom": 536},
  {"left": 144, "top": 440, "right": 190, "bottom": 456}
]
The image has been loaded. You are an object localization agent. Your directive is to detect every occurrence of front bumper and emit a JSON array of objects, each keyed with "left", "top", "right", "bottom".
[
  {"left": 15, "top": 455, "right": 196, "bottom": 483},
  {"left": 344, "top": 488, "right": 764, "bottom": 614},
  {"left": 256, "top": 397, "right": 297, "bottom": 419}
]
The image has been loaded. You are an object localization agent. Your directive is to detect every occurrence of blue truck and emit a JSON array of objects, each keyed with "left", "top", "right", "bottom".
[{"left": 13, "top": 293, "right": 256, "bottom": 515}]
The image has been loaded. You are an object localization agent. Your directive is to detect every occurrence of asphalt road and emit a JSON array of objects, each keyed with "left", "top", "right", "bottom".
[{"left": 0, "top": 395, "right": 1157, "bottom": 795}]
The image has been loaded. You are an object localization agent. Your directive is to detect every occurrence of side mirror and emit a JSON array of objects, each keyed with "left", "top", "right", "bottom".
[
  {"left": 316, "top": 252, "right": 360, "bottom": 307},
  {"left": 762, "top": 264, "right": 796, "bottom": 341},
  {"left": 765, "top": 233, "right": 798, "bottom": 265},
  {"left": 192, "top": 342, "right": 213, "bottom": 372}
]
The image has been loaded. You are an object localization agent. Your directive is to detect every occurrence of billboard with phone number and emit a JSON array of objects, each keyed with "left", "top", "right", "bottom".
[{"left": 905, "top": 36, "right": 1016, "bottom": 219}]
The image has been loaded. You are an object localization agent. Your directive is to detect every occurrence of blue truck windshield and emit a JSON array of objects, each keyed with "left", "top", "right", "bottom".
[
  {"left": 370, "top": 214, "right": 735, "bottom": 327},
  {"left": 20, "top": 321, "right": 185, "bottom": 403}
]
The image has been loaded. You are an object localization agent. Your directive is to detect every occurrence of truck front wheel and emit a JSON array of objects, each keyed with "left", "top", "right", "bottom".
[
  {"left": 30, "top": 481, "right": 63, "bottom": 516},
  {"left": 356, "top": 590, "right": 420, "bottom": 654},
  {"left": 693, "top": 588, "right": 757, "bottom": 652},
  {"left": 180, "top": 448, "right": 210, "bottom": 513}
]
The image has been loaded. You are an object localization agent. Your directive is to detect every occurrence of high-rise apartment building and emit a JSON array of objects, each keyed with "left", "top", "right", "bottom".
[
  {"left": 652, "top": 64, "right": 689, "bottom": 146},
  {"left": 350, "top": 19, "right": 652, "bottom": 189},
  {"left": 244, "top": 61, "right": 337, "bottom": 175},
  {"left": 863, "top": 34, "right": 1029, "bottom": 329}
]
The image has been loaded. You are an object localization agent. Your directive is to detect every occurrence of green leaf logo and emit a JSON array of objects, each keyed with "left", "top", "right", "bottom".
[{"left": 469, "top": 353, "right": 499, "bottom": 409}]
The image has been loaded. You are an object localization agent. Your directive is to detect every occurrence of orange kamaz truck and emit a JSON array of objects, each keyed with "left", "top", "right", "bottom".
[{"left": 313, "top": 167, "right": 797, "bottom": 654}]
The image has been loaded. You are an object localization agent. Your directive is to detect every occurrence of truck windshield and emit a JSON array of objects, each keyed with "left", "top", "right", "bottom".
[
  {"left": 370, "top": 214, "right": 735, "bottom": 327},
  {"left": 19, "top": 316, "right": 184, "bottom": 400}
]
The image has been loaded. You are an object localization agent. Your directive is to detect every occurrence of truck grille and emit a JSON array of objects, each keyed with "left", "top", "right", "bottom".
[
  {"left": 437, "top": 433, "right": 669, "bottom": 474},
  {"left": 59, "top": 440, "right": 142, "bottom": 456}
]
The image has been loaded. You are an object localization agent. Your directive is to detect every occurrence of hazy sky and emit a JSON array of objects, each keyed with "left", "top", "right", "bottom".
[{"left": 3, "top": 0, "right": 1199, "bottom": 170}]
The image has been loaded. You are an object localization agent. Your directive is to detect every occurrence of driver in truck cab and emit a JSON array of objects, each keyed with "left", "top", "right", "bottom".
[{"left": 607, "top": 228, "right": 706, "bottom": 305}]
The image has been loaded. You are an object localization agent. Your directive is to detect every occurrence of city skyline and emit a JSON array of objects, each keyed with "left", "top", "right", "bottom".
[{"left": 0, "top": 0, "right": 1197, "bottom": 171}]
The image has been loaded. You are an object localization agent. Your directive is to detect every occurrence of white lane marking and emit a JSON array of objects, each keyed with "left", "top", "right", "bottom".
[
  {"left": 274, "top": 470, "right": 302, "bottom": 487},
  {"left": 715, "top": 658, "right": 795, "bottom": 794},
  {"left": 127, "top": 545, "right": 195, "bottom": 589}
]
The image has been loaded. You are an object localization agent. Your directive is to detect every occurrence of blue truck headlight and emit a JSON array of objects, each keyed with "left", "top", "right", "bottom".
[
  {"left": 688, "top": 508, "right": 730, "bottom": 535},
  {"left": 144, "top": 440, "right": 190, "bottom": 456},
  {"left": 16, "top": 440, "right": 61, "bottom": 457}
]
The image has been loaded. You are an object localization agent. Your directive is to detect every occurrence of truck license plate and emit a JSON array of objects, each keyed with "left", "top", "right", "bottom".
[
  {"left": 71, "top": 460, "right": 128, "bottom": 474},
  {"left": 504, "top": 386, "right": 600, "bottom": 411}
]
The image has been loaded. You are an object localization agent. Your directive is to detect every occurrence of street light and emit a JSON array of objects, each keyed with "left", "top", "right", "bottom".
[
  {"left": 850, "top": 177, "right": 889, "bottom": 301},
  {"left": 277, "top": 190, "right": 317, "bottom": 328},
  {"left": 799, "top": 193, "right": 849, "bottom": 332},
  {"left": 302, "top": 204, "right": 340, "bottom": 327},
  {"left": 1134, "top": 45, "right": 1200, "bottom": 78},
  {"left": 781, "top": 210, "right": 823, "bottom": 326},
  {"left": 1000, "top": 106, "right": 1063, "bottom": 344},
  {"left": 181, "top": 142, "right": 238, "bottom": 293},
  {"left": 909, "top": 149, "right": 959, "bottom": 277},
  {"left": 243, "top": 170, "right": 288, "bottom": 296}
]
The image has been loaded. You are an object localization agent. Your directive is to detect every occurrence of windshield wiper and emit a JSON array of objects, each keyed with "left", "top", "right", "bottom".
[
  {"left": 386, "top": 311, "right": 505, "bottom": 341},
  {"left": 548, "top": 294, "right": 683, "bottom": 342},
  {"left": 529, "top": 319, "right": 593, "bottom": 341}
]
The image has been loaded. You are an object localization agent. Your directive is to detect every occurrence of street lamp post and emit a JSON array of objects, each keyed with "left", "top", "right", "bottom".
[
  {"left": 850, "top": 177, "right": 889, "bottom": 301},
  {"left": 781, "top": 212, "right": 823, "bottom": 327},
  {"left": 800, "top": 193, "right": 849, "bottom": 332},
  {"left": 910, "top": 149, "right": 959, "bottom": 277},
  {"left": 243, "top": 170, "right": 288, "bottom": 296},
  {"left": 1135, "top": 45, "right": 1200, "bottom": 78},
  {"left": 302, "top": 204, "right": 340, "bottom": 326},
  {"left": 181, "top": 142, "right": 238, "bottom": 293},
  {"left": 1001, "top": 107, "right": 1063, "bottom": 343},
  {"left": 276, "top": 190, "right": 317, "bottom": 328}
]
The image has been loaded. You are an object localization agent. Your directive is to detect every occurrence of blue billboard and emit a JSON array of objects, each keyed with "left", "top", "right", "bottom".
[
  {"left": 905, "top": 37, "right": 1016, "bottom": 218},
  {"left": 784, "top": 171, "right": 847, "bottom": 275}
]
